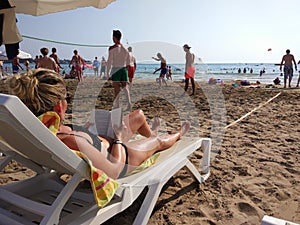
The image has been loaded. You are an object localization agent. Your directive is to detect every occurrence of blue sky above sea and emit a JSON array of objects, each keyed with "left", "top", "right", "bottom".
[{"left": 14, "top": 0, "right": 300, "bottom": 64}]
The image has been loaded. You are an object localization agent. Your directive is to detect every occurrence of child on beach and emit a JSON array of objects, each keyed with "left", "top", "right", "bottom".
[
  {"left": 152, "top": 53, "right": 168, "bottom": 87},
  {"left": 24, "top": 60, "right": 30, "bottom": 75},
  {"left": 166, "top": 65, "right": 173, "bottom": 80}
]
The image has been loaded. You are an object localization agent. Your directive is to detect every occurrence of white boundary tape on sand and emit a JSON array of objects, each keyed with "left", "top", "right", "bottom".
[{"left": 225, "top": 92, "right": 281, "bottom": 129}]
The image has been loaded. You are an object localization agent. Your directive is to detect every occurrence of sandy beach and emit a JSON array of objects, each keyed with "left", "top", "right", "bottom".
[{"left": 1, "top": 77, "right": 300, "bottom": 225}]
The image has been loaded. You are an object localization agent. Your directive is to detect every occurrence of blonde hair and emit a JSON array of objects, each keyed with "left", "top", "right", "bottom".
[{"left": 9, "top": 68, "right": 66, "bottom": 116}]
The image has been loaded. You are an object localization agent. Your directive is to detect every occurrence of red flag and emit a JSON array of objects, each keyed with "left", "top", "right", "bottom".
[{"left": 267, "top": 48, "right": 272, "bottom": 51}]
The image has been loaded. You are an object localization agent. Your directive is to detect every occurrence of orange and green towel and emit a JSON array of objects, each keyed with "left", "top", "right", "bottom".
[{"left": 38, "top": 111, "right": 119, "bottom": 208}]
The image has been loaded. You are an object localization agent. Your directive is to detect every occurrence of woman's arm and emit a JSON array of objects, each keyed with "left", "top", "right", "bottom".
[{"left": 59, "top": 134, "right": 126, "bottom": 179}]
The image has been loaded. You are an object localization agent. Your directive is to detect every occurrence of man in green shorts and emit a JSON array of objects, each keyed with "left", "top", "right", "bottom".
[{"left": 106, "top": 30, "right": 132, "bottom": 110}]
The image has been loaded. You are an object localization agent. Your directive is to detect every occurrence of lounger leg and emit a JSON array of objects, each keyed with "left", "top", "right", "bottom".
[
  {"left": 185, "top": 138, "right": 211, "bottom": 183},
  {"left": 201, "top": 138, "right": 211, "bottom": 175},
  {"left": 0, "top": 154, "right": 13, "bottom": 171},
  {"left": 132, "top": 182, "right": 164, "bottom": 225},
  {"left": 41, "top": 173, "right": 83, "bottom": 225}
]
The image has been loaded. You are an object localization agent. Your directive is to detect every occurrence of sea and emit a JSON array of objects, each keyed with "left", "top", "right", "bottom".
[{"left": 4, "top": 62, "right": 296, "bottom": 85}]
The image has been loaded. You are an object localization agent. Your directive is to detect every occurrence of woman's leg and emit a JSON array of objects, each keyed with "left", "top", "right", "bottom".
[
  {"left": 121, "top": 110, "right": 160, "bottom": 142},
  {"left": 126, "top": 121, "right": 190, "bottom": 166}
]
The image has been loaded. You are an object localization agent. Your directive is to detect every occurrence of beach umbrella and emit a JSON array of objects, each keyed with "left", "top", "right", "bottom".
[
  {"left": 0, "top": 49, "right": 32, "bottom": 60},
  {"left": 12, "top": 0, "right": 116, "bottom": 16}
]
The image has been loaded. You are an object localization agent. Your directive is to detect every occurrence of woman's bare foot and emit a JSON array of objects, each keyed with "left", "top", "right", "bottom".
[
  {"left": 151, "top": 117, "right": 161, "bottom": 136},
  {"left": 180, "top": 121, "right": 191, "bottom": 137}
]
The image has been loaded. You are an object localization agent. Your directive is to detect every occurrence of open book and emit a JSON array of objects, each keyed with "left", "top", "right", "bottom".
[{"left": 87, "top": 108, "right": 123, "bottom": 138}]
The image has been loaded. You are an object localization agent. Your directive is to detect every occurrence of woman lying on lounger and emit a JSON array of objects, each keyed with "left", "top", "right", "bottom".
[{"left": 8, "top": 68, "right": 190, "bottom": 179}]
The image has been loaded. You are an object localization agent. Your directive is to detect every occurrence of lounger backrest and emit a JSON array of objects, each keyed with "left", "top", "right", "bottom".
[{"left": 0, "top": 94, "right": 87, "bottom": 177}]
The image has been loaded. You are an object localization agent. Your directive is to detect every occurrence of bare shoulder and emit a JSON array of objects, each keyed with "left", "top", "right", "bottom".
[{"left": 109, "top": 44, "right": 118, "bottom": 51}]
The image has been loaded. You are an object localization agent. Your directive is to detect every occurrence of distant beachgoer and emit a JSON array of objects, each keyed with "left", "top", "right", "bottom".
[
  {"left": 127, "top": 46, "right": 136, "bottom": 89},
  {"left": 38, "top": 47, "right": 58, "bottom": 72},
  {"left": 34, "top": 55, "right": 39, "bottom": 69},
  {"left": 12, "top": 52, "right": 23, "bottom": 74},
  {"left": 166, "top": 65, "right": 173, "bottom": 80},
  {"left": 50, "top": 47, "right": 63, "bottom": 74},
  {"left": 106, "top": 30, "right": 132, "bottom": 110},
  {"left": 260, "top": 68, "right": 265, "bottom": 77},
  {"left": 100, "top": 56, "right": 107, "bottom": 79},
  {"left": 238, "top": 68, "right": 241, "bottom": 73},
  {"left": 250, "top": 68, "right": 253, "bottom": 73},
  {"left": 280, "top": 49, "right": 297, "bottom": 88},
  {"left": 69, "top": 50, "right": 85, "bottom": 82},
  {"left": 273, "top": 77, "right": 280, "bottom": 85},
  {"left": 243, "top": 68, "right": 247, "bottom": 73},
  {"left": 183, "top": 44, "right": 195, "bottom": 96},
  {"left": 296, "top": 71, "right": 300, "bottom": 87},
  {"left": 152, "top": 53, "right": 168, "bottom": 87},
  {"left": 24, "top": 60, "right": 30, "bottom": 75},
  {"left": 64, "top": 66, "right": 77, "bottom": 79},
  {"left": 0, "top": 60, "right": 4, "bottom": 77},
  {"left": 92, "top": 56, "right": 100, "bottom": 76}
]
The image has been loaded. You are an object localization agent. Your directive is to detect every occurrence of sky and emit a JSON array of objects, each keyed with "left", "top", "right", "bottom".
[{"left": 15, "top": 0, "right": 300, "bottom": 63}]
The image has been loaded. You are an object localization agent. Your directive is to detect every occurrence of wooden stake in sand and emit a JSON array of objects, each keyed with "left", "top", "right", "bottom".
[{"left": 225, "top": 92, "right": 281, "bottom": 129}]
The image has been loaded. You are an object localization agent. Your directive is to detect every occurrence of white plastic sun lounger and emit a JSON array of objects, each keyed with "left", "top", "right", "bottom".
[
  {"left": 261, "top": 215, "right": 300, "bottom": 225},
  {"left": 0, "top": 93, "right": 211, "bottom": 225}
]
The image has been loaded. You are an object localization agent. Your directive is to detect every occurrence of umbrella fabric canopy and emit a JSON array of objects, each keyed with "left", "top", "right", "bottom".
[
  {"left": 0, "top": 49, "right": 32, "bottom": 60},
  {"left": 10, "top": 0, "right": 116, "bottom": 16}
]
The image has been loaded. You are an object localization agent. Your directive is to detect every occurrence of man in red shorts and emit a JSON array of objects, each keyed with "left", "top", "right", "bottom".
[{"left": 127, "top": 46, "right": 136, "bottom": 89}]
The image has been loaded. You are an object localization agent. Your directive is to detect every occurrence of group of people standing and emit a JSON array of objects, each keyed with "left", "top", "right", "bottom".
[
  {"left": 92, "top": 56, "right": 107, "bottom": 78},
  {"left": 151, "top": 44, "right": 196, "bottom": 95},
  {"left": 36, "top": 48, "right": 85, "bottom": 82},
  {"left": 106, "top": 30, "right": 196, "bottom": 112},
  {"left": 10, "top": 29, "right": 197, "bottom": 113}
]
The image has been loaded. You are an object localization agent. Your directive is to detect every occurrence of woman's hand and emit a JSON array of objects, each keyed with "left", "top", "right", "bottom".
[{"left": 113, "top": 121, "right": 127, "bottom": 141}]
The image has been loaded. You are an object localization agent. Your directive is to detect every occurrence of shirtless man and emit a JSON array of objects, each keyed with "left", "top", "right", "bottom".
[
  {"left": 12, "top": 53, "right": 23, "bottom": 74},
  {"left": 280, "top": 49, "right": 297, "bottom": 88},
  {"left": 100, "top": 56, "right": 107, "bottom": 78},
  {"left": 152, "top": 53, "right": 167, "bottom": 87},
  {"left": 38, "top": 47, "right": 58, "bottom": 72},
  {"left": 183, "top": 44, "right": 195, "bottom": 95},
  {"left": 50, "top": 47, "right": 63, "bottom": 74},
  {"left": 106, "top": 30, "right": 132, "bottom": 110},
  {"left": 127, "top": 46, "right": 136, "bottom": 88}
]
